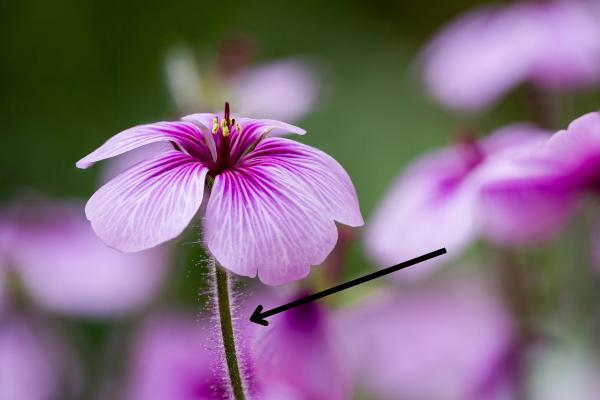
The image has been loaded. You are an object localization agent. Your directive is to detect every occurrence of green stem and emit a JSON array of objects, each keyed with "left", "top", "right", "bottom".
[{"left": 214, "top": 264, "right": 246, "bottom": 400}]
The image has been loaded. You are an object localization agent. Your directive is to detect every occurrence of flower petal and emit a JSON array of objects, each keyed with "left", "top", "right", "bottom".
[
  {"left": 76, "top": 121, "right": 210, "bottom": 169},
  {"left": 204, "top": 159, "right": 340, "bottom": 285},
  {"left": 335, "top": 279, "right": 514, "bottom": 400},
  {"left": 85, "top": 151, "right": 208, "bottom": 252},
  {"left": 12, "top": 201, "right": 170, "bottom": 317},
  {"left": 364, "top": 147, "right": 480, "bottom": 279},
  {"left": 237, "top": 118, "right": 306, "bottom": 137},
  {"left": 229, "top": 59, "right": 319, "bottom": 122},
  {"left": 243, "top": 138, "right": 363, "bottom": 226},
  {"left": 421, "top": 5, "right": 538, "bottom": 112},
  {"left": 540, "top": 112, "right": 600, "bottom": 188},
  {"left": 254, "top": 297, "right": 350, "bottom": 400},
  {"left": 476, "top": 125, "right": 580, "bottom": 245},
  {"left": 478, "top": 163, "right": 578, "bottom": 246}
]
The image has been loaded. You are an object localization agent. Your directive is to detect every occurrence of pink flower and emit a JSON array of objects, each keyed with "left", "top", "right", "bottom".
[
  {"left": 3, "top": 200, "right": 169, "bottom": 317},
  {"left": 422, "top": 0, "right": 600, "bottom": 112},
  {"left": 335, "top": 278, "right": 515, "bottom": 400},
  {"left": 254, "top": 295, "right": 350, "bottom": 400},
  {"left": 165, "top": 45, "right": 320, "bottom": 121},
  {"left": 365, "top": 124, "right": 573, "bottom": 276},
  {"left": 77, "top": 104, "right": 363, "bottom": 285},
  {"left": 123, "top": 313, "right": 230, "bottom": 400},
  {"left": 480, "top": 112, "right": 600, "bottom": 248},
  {"left": 0, "top": 316, "right": 68, "bottom": 400}
]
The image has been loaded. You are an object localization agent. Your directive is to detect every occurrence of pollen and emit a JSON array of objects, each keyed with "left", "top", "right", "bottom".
[{"left": 212, "top": 117, "right": 219, "bottom": 134}]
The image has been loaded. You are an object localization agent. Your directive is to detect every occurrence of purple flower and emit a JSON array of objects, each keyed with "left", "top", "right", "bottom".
[
  {"left": 335, "top": 278, "right": 515, "bottom": 400},
  {"left": 77, "top": 104, "right": 363, "bottom": 285},
  {"left": 3, "top": 200, "right": 169, "bottom": 317},
  {"left": 365, "top": 124, "right": 572, "bottom": 276},
  {"left": 166, "top": 45, "right": 320, "bottom": 121},
  {"left": 422, "top": 0, "right": 600, "bottom": 112}
]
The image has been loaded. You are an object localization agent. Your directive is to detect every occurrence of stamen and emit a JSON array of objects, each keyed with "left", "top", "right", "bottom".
[
  {"left": 221, "top": 118, "right": 230, "bottom": 137},
  {"left": 212, "top": 117, "right": 219, "bottom": 134}
]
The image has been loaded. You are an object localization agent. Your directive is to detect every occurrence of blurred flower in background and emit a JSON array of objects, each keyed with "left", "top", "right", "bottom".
[
  {"left": 336, "top": 277, "right": 515, "bottom": 400},
  {"left": 165, "top": 38, "right": 321, "bottom": 121},
  {"left": 1, "top": 199, "right": 170, "bottom": 318},
  {"left": 364, "top": 123, "right": 574, "bottom": 276},
  {"left": 0, "top": 313, "right": 65, "bottom": 400},
  {"left": 421, "top": 0, "right": 600, "bottom": 112},
  {"left": 481, "top": 112, "right": 600, "bottom": 251}
]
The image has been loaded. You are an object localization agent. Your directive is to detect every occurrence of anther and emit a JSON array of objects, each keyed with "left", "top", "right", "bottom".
[{"left": 212, "top": 117, "right": 219, "bottom": 134}]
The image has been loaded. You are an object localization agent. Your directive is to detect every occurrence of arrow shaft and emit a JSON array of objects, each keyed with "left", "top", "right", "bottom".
[{"left": 261, "top": 248, "right": 447, "bottom": 318}]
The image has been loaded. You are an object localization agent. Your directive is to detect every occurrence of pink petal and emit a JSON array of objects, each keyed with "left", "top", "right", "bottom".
[
  {"left": 527, "top": 1, "right": 600, "bottom": 89},
  {"left": 12, "top": 201, "right": 170, "bottom": 317},
  {"left": 243, "top": 138, "right": 363, "bottom": 227},
  {"left": 478, "top": 167, "right": 578, "bottom": 246},
  {"left": 421, "top": 5, "right": 538, "bottom": 112},
  {"left": 0, "top": 317, "right": 63, "bottom": 400},
  {"left": 76, "top": 120, "right": 210, "bottom": 169},
  {"left": 205, "top": 138, "right": 361, "bottom": 285},
  {"left": 124, "top": 313, "right": 223, "bottom": 400},
  {"left": 236, "top": 118, "right": 306, "bottom": 137},
  {"left": 229, "top": 59, "right": 319, "bottom": 121},
  {"left": 254, "top": 297, "right": 350, "bottom": 400},
  {"left": 335, "top": 279, "right": 515, "bottom": 400},
  {"left": 364, "top": 147, "right": 480, "bottom": 279},
  {"left": 85, "top": 151, "right": 208, "bottom": 252},
  {"left": 541, "top": 112, "right": 600, "bottom": 188},
  {"left": 475, "top": 126, "right": 577, "bottom": 245}
]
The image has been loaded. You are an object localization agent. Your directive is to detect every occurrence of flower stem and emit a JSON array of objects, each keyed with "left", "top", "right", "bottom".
[
  {"left": 497, "top": 250, "right": 532, "bottom": 400},
  {"left": 214, "top": 265, "right": 246, "bottom": 400}
]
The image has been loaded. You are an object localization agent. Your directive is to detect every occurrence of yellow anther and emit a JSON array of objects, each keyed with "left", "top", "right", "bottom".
[
  {"left": 236, "top": 123, "right": 241, "bottom": 132},
  {"left": 212, "top": 117, "right": 219, "bottom": 134},
  {"left": 222, "top": 125, "right": 230, "bottom": 137}
]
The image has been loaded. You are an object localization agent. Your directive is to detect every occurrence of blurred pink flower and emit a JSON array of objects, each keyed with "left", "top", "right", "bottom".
[
  {"left": 77, "top": 105, "right": 363, "bottom": 285},
  {"left": 365, "top": 124, "right": 571, "bottom": 277},
  {"left": 166, "top": 45, "right": 320, "bottom": 121},
  {"left": 422, "top": 0, "right": 600, "bottom": 112},
  {"left": 123, "top": 313, "right": 229, "bottom": 400},
  {"left": 0, "top": 316, "right": 63, "bottom": 400},
  {"left": 480, "top": 112, "right": 600, "bottom": 249},
  {"left": 254, "top": 296, "right": 350, "bottom": 400},
  {"left": 4, "top": 200, "right": 169, "bottom": 318},
  {"left": 336, "top": 279, "right": 515, "bottom": 400},
  {"left": 124, "top": 299, "right": 350, "bottom": 400}
]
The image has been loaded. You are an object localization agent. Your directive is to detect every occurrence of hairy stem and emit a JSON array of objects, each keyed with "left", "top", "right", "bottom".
[{"left": 214, "top": 265, "right": 246, "bottom": 400}]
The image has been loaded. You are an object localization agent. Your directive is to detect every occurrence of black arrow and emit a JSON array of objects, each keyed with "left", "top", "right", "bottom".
[{"left": 250, "top": 247, "right": 447, "bottom": 326}]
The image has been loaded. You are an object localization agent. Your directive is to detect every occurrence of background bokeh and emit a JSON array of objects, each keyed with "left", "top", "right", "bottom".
[{"left": 2, "top": 1, "right": 600, "bottom": 399}]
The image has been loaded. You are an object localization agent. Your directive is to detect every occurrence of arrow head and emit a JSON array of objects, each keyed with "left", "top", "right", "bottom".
[{"left": 249, "top": 305, "right": 269, "bottom": 326}]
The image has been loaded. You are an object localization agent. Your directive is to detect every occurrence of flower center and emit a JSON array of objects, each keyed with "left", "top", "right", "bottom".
[{"left": 209, "top": 102, "right": 242, "bottom": 176}]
